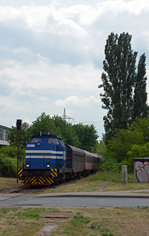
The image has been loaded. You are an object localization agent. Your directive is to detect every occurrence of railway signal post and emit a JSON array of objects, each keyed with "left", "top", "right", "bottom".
[{"left": 16, "top": 119, "right": 22, "bottom": 183}]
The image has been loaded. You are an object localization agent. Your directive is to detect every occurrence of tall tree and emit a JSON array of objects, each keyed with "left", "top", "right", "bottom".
[
  {"left": 99, "top": 32, "right": 147, "bottom": 142},
  {"left": 132, "top": 53, "right": 148, "bottom": 120}
]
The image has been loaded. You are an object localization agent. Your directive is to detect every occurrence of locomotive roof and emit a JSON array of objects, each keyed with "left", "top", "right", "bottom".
[{"left": 31, "top": 134, "right": 62, "bottom": 139}]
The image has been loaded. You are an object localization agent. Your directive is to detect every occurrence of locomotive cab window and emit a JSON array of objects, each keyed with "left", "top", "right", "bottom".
[
  {"left": 48, "top": 138, "right": 59, "bottom": 145},
  {"left": 31, "top": 138, "right": 42, "bottom": 143},
  {"left": 59, "top": 139, "right": 64, "bottom": 146}
]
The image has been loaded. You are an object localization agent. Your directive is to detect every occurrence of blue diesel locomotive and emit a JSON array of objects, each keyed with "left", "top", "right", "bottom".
[{"left": 18, "top": 133, "right": 101, "bottom": 185}]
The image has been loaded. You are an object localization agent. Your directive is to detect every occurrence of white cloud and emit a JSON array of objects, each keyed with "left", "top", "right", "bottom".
[
  {"left": 0, "top": 0, "right": 149, "bottom": 35},
  {"left": 0, "top": 95, "right": 22, "bottom": 111},
  {"left": 97, "top": 0, "right": 149, "bottom": 16},
  {"left": 0, "top": 59, "right": 100, "bottom": 93},
  {"left": 0, "top": 0, "right": 149, "bottom": 138},
  {"left": 55, "top": 95, "right": 99, "bottom": 107}
]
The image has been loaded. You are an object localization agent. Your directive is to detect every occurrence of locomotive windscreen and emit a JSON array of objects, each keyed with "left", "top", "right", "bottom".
[{"left": 31, "top": 137, "right": 42, "bottom": 143}]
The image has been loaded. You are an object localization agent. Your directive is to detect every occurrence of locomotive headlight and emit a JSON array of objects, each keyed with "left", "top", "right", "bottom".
[
  {"left": 47, "top": 164, "right": 50, "bottom": 168},
  {"left": 26, "top": 164, "right": 30, "bottom": 168}
]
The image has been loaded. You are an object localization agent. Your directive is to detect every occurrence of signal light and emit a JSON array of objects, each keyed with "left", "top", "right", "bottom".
[{"left": 16, "top": 119, "right": 22, "bottom": 130}]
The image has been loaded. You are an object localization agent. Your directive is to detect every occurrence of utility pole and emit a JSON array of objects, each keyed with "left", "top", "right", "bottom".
[{"left": 16, "top": 119, "right": 22, "bottom": 183}]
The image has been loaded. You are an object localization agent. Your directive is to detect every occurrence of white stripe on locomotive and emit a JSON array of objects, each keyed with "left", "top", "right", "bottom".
[
  {"left": 25, "top": 155, "right": 64, "bottom": 159},
  {"left": 26, "top": 150, "right": 64, "bottom": 154}
]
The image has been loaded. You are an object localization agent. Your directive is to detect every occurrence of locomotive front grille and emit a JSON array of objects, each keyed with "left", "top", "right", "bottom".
[
  {"left": 22, "top": 176, "right": 54, "bottom": 185},
  {"left": 19, "top": 168, "right": 57, "bottom": 185}
]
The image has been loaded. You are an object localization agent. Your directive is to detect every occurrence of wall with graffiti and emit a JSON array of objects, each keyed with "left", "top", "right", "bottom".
[{"left": 134, "top": 159, "right": 149, "bottom": 183}]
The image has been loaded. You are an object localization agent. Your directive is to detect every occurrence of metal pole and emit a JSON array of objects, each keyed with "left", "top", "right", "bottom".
[
  {"left": 17, "top": 130, "right": 20, "bottom": 183},
  {"left": 16, "top": 119, "right": 22, "bottom": 183}
]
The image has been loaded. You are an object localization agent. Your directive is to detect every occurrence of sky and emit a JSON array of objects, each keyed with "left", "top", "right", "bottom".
[{"left": 0, "top": 0, "right": 149, "bottom": 140}]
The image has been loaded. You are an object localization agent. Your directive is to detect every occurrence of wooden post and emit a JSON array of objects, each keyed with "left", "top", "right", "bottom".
[{"left": 121, "top": 165, "right": 128, "bottom": 184}]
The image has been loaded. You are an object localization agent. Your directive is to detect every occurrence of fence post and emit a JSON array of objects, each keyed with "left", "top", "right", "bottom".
[{"left": 121, "top": 165, "right": 128, "bottom": 184}]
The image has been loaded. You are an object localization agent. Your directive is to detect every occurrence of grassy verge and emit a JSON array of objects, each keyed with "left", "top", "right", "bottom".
[
  {"left": 0, "top": 208, "right": 60, "bottom": 236},
  {"left": 40, "top": 171, "right": 149, "bottom": 194},
  {"left": 0, "top": 207, "right": 149, "bottom": 236},
  {"left": 51, "top": 207, "right": 149, "bottom": 236},
  {"left": 1, "top": 171, "right": 149, "bottom": 193},
  {"left": 0, "top": 177, "right": 22, "bottom": 190}
]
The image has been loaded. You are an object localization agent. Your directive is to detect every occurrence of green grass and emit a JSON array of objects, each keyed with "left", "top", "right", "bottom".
[
  {"left": 0, "top": 208, "right": 62, "bottom": 236},
  {"left": 50, "top": 207, "right": 149, "bottom": 236},
  {"left": 88, "top": 171, "right": 121, "bottom": 182},
  {"left": 40, "top": 171, "right": 146, "bottom": 194},
  {"left": 89, "top": 171, "right": 134, "bottom": 183},
  {"left": 1, "top": 207, "right": 149, "bottom": 236},
  {"left": 17, "top": 208, "right": 42, "bottom": 219},
  {"left": 71, "top": 213, "right": 90, "bottom": 225},
  {"left": 70, "top": 213, "right": 113, "bottom": 236},
  {"left": 1, "top": 170, "right": 149, "bottom": 194}
]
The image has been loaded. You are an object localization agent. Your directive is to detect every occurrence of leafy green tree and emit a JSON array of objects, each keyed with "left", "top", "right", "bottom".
[
  {"left": 29, "top": 113, "right": 58, "bottom": 137},
  {"left": 103, "top": 115, "right": 149, "bottom": 170},
  {"left": 107, "top": 128, "right": 144, "bottom": 163},
  {"left": 8, "top": 122, "right": 30, "bottom": 146},
  {"left": 30, "top": 113, "right": 98, "bottom": 149},
  {"left": 131, "top": 115, "right": 149, "bottom": 143},
  {"left": 125, "top": 142, "right": 149, "bottom": 171},
  {"left": 128, "top": 142, "right": 149, "bottom": 158},
  {"left": 93, "top": 141, "right": 107, "bottom": 156},
  {"left": 99, "top": 32, "right": 147, "bottom": 142},
  {"left": 30, "top": 113, "right": 80, "bottom": 146},
  {"left": 8, "top": 113, "right": 98, "bottom": 151},
  {"left": 52, "top": 116, "right": 80, "bottom": 146},
  {"left": 132, "top": 53, "right": 148, "bottom": 120},
  {"left": 73, "top": 123, "right": 98, "bottom": 151}
]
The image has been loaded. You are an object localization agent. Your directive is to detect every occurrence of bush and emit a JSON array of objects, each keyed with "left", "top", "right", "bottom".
[
  {"left": 0, "top": 145, "right": 25, "bottom": 177},
  {"left": 99, "top": 156, "right": 120, "bottom": 172},
  {"left": 0, "top": 145, "right": 25, "bottom": 159},
  {"left": 0, "top": 146, "right": 17, "bottom": 158},
  {"left": 0, "top": 157, "right": 17, "bottom": 177},
  {"left": 123, "top": 142, "right": 149, "bottom": 172}
]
